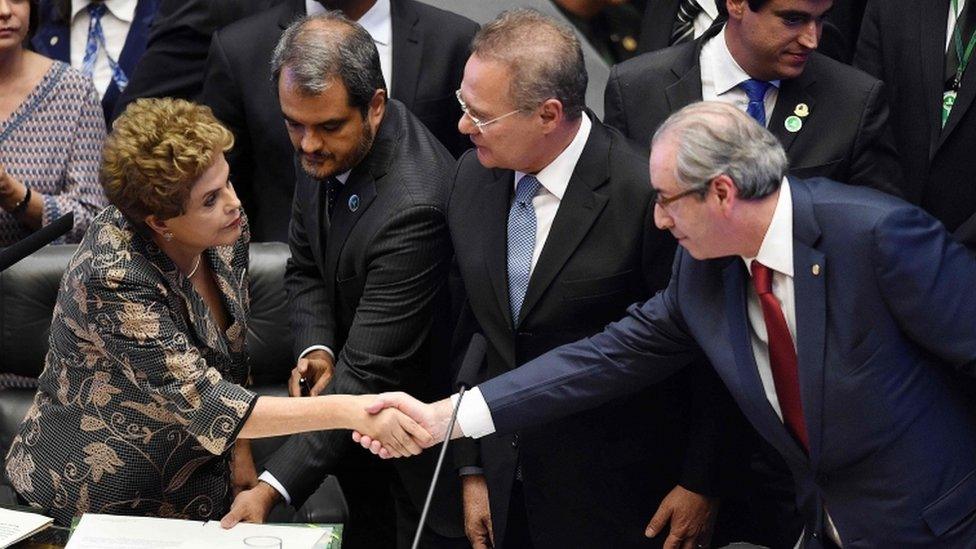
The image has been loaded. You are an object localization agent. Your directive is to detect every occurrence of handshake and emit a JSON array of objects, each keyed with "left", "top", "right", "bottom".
[{"left": 351, "top": 392, "right": 463, "bottom": 459}]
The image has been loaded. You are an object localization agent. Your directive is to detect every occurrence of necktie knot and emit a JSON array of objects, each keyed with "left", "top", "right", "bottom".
[
  {"left": 515, "top": 175, "right": 541, "bottom": 207},
  {"left": 751, "top": 260, "right": 773, "bottom": 295},
  {"left": 740, "top": 78, "right": 772, "bottom": 104},
  {"left": 87, "top": 2, "right": 107, "bottom": 19}
]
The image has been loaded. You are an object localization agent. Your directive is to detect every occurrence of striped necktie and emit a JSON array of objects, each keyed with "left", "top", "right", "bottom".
[{"left": 670, "top": 0, "right": 703, "bottom": 45}]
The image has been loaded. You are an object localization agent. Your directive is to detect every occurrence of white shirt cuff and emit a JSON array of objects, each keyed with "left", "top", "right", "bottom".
[
  {"left": 258, "top": 471, "right": 291, "bottom": 505},
  {"left": 300, "top": 345, "right": 334, "bottom": 360},
  {"left": 453, "top": 387, "right": 496, "bottom": 439}
]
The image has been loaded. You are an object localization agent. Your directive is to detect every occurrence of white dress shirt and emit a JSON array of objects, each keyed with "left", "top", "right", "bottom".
[
  {"left": 699, "top": 27, "right": 781, "bottom": 126},
  {"left": 69, "top": 0, "right": 136, "bottom": 96},
  {"left": 691, "top": 0, "right": 720, "bottom": 39},
  {"left": 306, "top": 0, "right": 393, "bottom": 92}
]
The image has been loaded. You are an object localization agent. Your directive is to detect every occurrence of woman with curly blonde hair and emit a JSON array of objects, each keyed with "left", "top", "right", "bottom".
[{"left": 4, "top": 98, "right": 430, "bottom": 526}]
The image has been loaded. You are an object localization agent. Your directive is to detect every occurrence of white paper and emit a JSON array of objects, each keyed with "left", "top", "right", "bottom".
[
  {"left": 66, "top": 514, "right": 330, "bottom": 549},
  {"left": 0, "top": 507, "right": 53, "bottom": 549}
]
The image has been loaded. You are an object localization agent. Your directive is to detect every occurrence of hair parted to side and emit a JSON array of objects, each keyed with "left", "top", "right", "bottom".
[
  {"left": 471, "top": 8, "right": 587, "bottom": 120},
  {"left": 270, "top": 11, "right": 386, "bottom": 116},
  {"left": 102, "top": 98, "right": 234, "bottom": 226},
  {"left": 652, "top": 101, "right": 787, "bottom": 199}
]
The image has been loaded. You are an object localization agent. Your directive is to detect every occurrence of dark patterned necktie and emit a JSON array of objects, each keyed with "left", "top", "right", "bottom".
[
  {"left": 507, "top": 175, "right": 541, "bottom": 326},
  {"left": 670, "top": 0, "right": 703, "bottom": 45}
]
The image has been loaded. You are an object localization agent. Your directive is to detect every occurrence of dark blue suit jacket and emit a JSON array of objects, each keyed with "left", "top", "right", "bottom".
[
  {"left": 479, "top": 177, "right": 976, "bottom": 547},
  {"left": 30, "top": 0, "right": 159, "bottom": 120}
]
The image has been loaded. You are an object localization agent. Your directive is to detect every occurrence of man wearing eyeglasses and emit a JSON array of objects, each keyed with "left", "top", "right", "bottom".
[{"left": 446, "top": 9, "right": 738, "bottom": 549}]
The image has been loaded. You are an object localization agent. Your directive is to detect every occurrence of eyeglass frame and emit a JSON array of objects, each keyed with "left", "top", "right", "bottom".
[
  {"left": 455, "top": 89, "right": 522, "bottom": 133},
  {"left": 654, "top": 186, "right": 708, "bottom": 209}
]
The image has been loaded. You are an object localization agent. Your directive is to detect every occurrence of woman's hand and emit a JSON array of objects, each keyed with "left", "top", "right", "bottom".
[
  {"left": 230, "top": 439, "right": 259, "bottom": 498},
  {"left": 350, "top": 395, "right": 433, "bottom": 458}
]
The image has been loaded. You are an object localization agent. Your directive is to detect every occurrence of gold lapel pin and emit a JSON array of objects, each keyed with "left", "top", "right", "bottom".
[
  {"left": 795, "top": 103, "right": 810, "bottom": 117},
  {"left": 811, "top": 264, "right": 821, "bottom": 276}
]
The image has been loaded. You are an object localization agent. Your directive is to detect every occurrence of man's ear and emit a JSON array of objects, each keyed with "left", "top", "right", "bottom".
[
  {"left": 538, "top": 98, "right": 565, "bottom": 134},
  {"left": 711, "top": 174, "right": 738, "bottom": 208},
  {"left": 367, "top": 88, "right": 387, "bottom": 131}
]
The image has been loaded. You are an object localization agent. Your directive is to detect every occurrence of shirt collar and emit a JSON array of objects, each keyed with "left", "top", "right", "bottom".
[
  {"left": 335, "top": 170, "right": 351, "bottom": 185},
  {"left": 702, "top": 26, "right": 781, "bottom": 96},
  {"left": 305, "top": 0, "right": 391, "bottom": 45},
  {"left": 72, "top": 0, "right": 137, "bottom": 22},
  {"left": 742, "top": 177, "right": 793, "bottom": 277},
  {"left": 698, "top": 0, "right": 719, "bottom": 20},
  {"left": 514, "top": 112, "right": 592, "bottom": 201}
]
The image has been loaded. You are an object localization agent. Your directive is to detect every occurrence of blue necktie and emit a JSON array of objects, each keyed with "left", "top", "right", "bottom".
[
  {"left": 81, "top": 3, "right": 129, "bottom": 91},
  {"left": 507, "top": 175, "right": 541, "bottom": 326},
  {"left": 740, "top": 78, "right": 772, "bottom": 126}
]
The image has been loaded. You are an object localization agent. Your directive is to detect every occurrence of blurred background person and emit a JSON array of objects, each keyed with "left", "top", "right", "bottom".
[
  {"left": 0, "top": 0, "right": 106, "bottom": 246},
  {"left": 3, "top": 98, "right": 428, "bottom": 527}
]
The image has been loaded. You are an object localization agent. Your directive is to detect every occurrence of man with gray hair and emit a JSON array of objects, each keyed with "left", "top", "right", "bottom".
[
  {"left": 220, "top": 13, "right": 466, "bottom": 549},
  {"left": 362, "top": 100, "right": 976, "bottom": 547},
  {"left": 445, "top": 9, "right": 735, "bottom": 548}
]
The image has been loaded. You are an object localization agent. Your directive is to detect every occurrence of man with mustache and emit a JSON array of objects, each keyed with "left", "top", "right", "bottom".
[{"left": 219, "top": 13, "right": 466, "bottom": 549}]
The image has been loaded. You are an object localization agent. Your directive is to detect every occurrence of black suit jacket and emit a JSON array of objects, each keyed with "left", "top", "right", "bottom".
[
  {"left": 855, "top": 0, "right": 976, "bottom": 247},
  {"left": 262, "top": 100, "right": 462, "bottom": 537},
  {"left": 199, "top": 0, "right": 478, "bottom": 242},
  {"left": 113, "top": 0, "right": 275, "bottom": 118},
  {"left": 448, "top": 117, "right": 735, "bottom": 547},
  {"left": 606, "top": 24, "right": 903, "bottom": 196}
]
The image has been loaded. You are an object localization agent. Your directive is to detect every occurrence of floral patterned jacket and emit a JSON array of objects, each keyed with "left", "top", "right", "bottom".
[{"left": 4, "top": 207, "right": 257, "bottom": 525}]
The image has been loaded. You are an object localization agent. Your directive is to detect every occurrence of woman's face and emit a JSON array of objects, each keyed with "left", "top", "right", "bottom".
[
  {"left": 158, "top": 153, "right": 243, "bottom": 251},
  {"left": 0, "top": 0, "right": 29, "bottom": 52}
]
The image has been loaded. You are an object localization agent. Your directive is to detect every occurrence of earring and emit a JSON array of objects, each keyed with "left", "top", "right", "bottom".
[{"left": 163, "top": 232, "right": 174, "bottom": 242}]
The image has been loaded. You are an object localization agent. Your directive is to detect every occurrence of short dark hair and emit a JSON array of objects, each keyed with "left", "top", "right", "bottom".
[
  {"left": 716, "top": 0, "right": 771, "bottom": 18},
  {"left": 270, "top": 11, "right": 386, "bottom": 116}
]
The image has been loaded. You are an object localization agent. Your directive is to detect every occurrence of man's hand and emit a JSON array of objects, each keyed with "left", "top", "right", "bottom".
[
  {"left": 351, "top": 392, "right": 458, "bottom": 458},
  {"left": 645, "top": 485, "right": 718, "bottom": 549},
  {"left": 349, "top": 399, "right": 432, "bottom": 458},
  {"left": 229, "top": 440, "right": 258, "bottom": 498},
  {"left": 288, "top": 350, "right": 334, "bottom": 396},
  {"left": 220, "top": 481, "right": 281, "bottom": 528},
  {"left": 461, "top": 474, "right": 494, "bottom": 548}
]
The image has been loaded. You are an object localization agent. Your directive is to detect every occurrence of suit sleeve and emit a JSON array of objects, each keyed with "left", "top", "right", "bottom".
[
  {"left": 848, "top": 79, "right": 907, "bottom": 199},
  {"left": 199, "top": 30, "right": 257, "bottom": 219},
  {"left": 283, "top": 174, "right": 336, "bottom": 358},
  {"left": 604, "top": 65, "right": 631, "bottom": 137},
  {"left": 479, "top": 251, "right": 701, "bottom": 434},
  {"left": 872, "top": 205, "right": 976, "bottom": 371},
  {"left": 265, "top": 204, "right": 453, "bottom": 505}
]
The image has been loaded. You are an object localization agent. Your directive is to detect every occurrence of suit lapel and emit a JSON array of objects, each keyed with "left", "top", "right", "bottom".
[
  {"left": 279, "top": 0, "right": 305, "bottom": 29},
  {"left": 922, "top": 0, "right": 952, "bottom": 156},
  {"left": 790, "top": 179, "right": 827, "bottom": 467},
  {"left": 722, "top": 259, "right": 807, "bottom": 464},
  {"left": 483, "top": 170, "right": 516, "bottom": 327},
  {"left": 665, "top": 43, "right": 705, "bottom": 113},
  {"left": 939, "top": 27, "right": 976, "bottom": 145},
  {"left": 769, "top": 75, "right": 815, "bottom": 153},
  {"left": 517, "top": 121, "right": 611, "bottom": 326},
  {"left": 117, "top": 0, "right": 159, "bottom": 74},
  {"left": 389, "top": 0, "right": 421, "bottom": 105},
  {"left": 637, "top": 0, "right": 679, "bottom": 52}
]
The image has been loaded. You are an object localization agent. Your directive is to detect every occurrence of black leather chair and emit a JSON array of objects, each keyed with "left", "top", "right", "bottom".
[{"left": 0, "top": 243, "right": 347, "bottom": 522}]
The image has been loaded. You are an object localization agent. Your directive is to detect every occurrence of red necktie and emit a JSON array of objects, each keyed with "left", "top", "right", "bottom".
[{"left": 750, "top": 261, "right": 809, "bottom": 452}]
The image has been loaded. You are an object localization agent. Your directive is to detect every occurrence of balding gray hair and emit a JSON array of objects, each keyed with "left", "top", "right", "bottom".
[
  {"left": 271, "top": 11, "right": 386, "bottom": 115},
  {"left": 653, "top": 102, "right": 788, "bottom": 199},
  {"left": 471, "top": 9, "right": 587, "bottom": 120}
]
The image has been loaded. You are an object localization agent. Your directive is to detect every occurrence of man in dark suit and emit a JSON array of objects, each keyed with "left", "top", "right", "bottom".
[
  {"left": 363, "top": 101, "right": 976, "bottom": 547},
  {"left": 218, "top": 13, "right": 465, "bottom": 549},
  {"left": 113, "top": 0, "right": 275, "bottom": 117},
  {"left": 199, "top": 0, "right": 478, "bottom": 242},
  {"left": 608, "top": 0, "right": 902, "bottom": 196},
  {"left": 30, "top": 0, "right": 160, "bottom": 120},
  {"left": 446, "top": 10, "right": 733, "bottom": 549},
  {"left": 855, "top": 0, "right": 976, "bottom": 249}
]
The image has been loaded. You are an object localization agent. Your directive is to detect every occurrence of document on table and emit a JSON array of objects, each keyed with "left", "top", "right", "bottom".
[
  {"left": 66, "top": 514, "right": 331, "bottom": 548},
  {"left": 0, "top": 506, "right": 53, "bottom": 548}
]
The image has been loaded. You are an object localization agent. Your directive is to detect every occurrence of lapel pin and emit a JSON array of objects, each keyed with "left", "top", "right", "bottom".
[
  {"left": 50, "top": 36, "right": 59, "bottom": 46},
  {"left": 348, "top": 194, "right": 360, "bottom": 212},
  {"left": 785, "top": 115, "right": 803, "bottom": 133},
  {"left": 622, "top": 36, "right": 638, "bottom": 52},
  {"left": 794, "top": 103, "right": 810, "bottom": 117},
  {"left": 811, "top": 264, "right": 821, "bottom": 276}
]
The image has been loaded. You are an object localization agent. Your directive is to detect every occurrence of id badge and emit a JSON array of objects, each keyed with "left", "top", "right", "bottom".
[{"left": 943, "top": 89, "right": 958, "bottom": 127}]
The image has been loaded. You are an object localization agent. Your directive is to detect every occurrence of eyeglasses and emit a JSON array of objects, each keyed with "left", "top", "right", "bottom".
[
  {"left": 654, "top": 187, "right": 705, "bottom": 209},
  {"left": 455, "top": 89, "right": 521, "bottom": 133}
]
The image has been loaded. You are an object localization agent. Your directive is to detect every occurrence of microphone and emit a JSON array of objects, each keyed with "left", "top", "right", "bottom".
[
  {"left": 411, "top": 333, "right": 486, "bottom": 549},
  {"left": 0, "top": 213, "right": 74, "bottom": 272}
]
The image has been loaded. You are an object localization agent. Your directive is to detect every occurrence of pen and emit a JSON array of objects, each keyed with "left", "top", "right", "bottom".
[{"left": 300, "top": 377, "right": 311, "bottom": 397}]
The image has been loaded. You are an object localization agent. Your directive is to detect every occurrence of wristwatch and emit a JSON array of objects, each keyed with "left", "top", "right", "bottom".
[{"left": 10, "top": 186, "right": 31, "bottom": 215}]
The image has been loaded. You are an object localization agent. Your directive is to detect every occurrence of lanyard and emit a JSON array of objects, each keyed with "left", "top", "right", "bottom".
[{"left": 951, "top": 0, "right": 976, "bottom": 89}]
